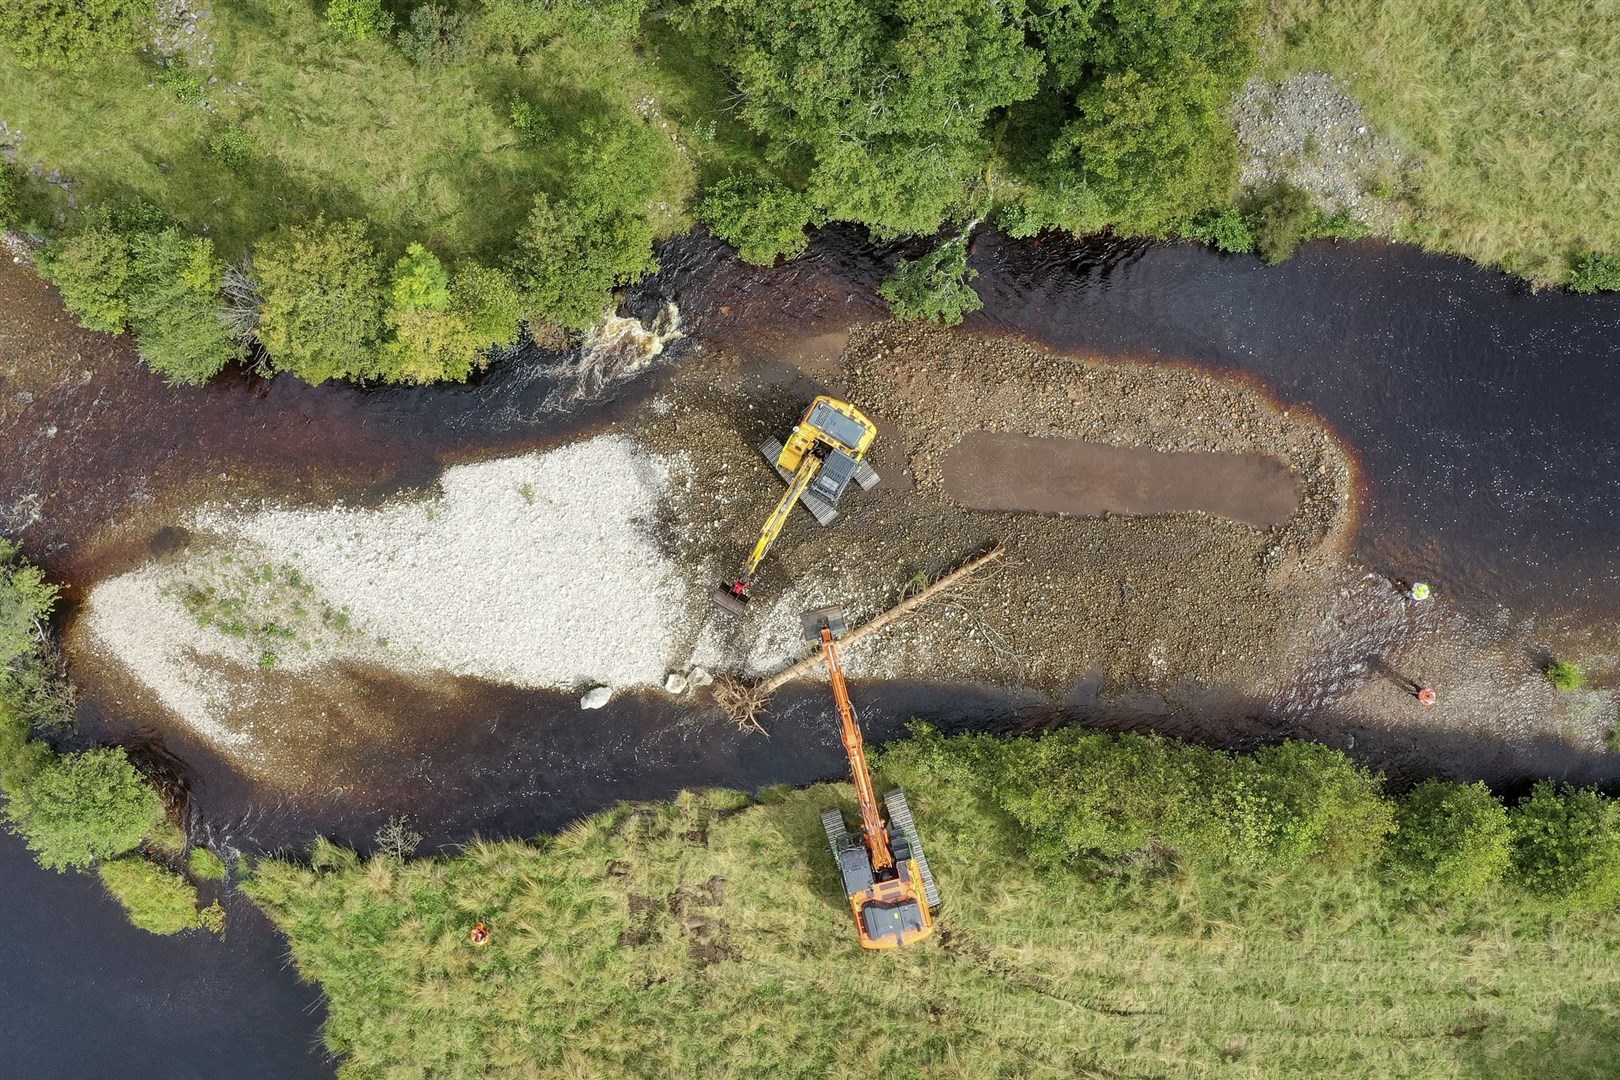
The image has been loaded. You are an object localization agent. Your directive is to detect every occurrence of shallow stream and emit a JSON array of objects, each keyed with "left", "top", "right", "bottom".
[{"left": 4, "top": 230, "right": 1620, "bottom": 1077}]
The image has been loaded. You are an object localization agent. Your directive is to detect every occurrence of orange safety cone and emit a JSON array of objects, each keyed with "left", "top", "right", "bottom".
[{"left": 470, "top": 920, "right": 490, "bottom": 946}]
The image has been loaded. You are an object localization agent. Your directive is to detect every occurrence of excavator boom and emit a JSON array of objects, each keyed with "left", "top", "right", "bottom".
[
  {"left": 821, "top": 629, "right": 893, "bottom": 870},
  {"left": 812, "top": 609, "right": 939, "bottom": 949}
]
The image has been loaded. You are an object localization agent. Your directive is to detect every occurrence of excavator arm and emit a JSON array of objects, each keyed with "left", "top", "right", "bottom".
[
  {"left": 821, "top": 628, "right": 893, "bottom": 871},
  {"left": 716, "top": 454, "right": 820, "bottom": 612}
]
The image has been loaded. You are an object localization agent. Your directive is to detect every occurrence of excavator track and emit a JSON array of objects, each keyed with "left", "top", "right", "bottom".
[
  {"left": 760, "top": 437, "right": 841, "bottom": 525},
  {"left": 821, "top": 808, "right": 851, "bottom": 858},
  {"left": 883, "top": 789, "right": 941, "bottom": 909}
]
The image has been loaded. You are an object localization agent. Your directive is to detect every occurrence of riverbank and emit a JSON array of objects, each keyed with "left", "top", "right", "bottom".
[
  {"left": 247, "top": 728, "right": 1620, "bottom": 1078},
  {"left": 1264, "top": 1, "right": 1620, "bottom": 284}
]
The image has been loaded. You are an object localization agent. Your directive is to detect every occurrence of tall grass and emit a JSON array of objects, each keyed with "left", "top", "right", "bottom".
[
  {"left": 0, "top": 0, "right": 695, "bottom": 261},
  {"left": 249, "top": 761, "right": 1620, "bottom": 1078},
  {"left": 1269, "top": 0, "right": 1620, "bottom": 284}
]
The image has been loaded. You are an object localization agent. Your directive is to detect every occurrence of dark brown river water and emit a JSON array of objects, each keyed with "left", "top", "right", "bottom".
[{"left": 4, "top": 230, "right": 1620, "bottom": 1077}]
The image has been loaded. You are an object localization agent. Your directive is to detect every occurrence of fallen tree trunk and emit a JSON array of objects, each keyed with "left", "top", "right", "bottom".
[{"left": 715, "top": 543, "right": 1005, "bottom": 731}]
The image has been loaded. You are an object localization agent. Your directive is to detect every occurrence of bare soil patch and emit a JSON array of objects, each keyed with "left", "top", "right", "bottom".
[{"left": 943, "top": 432, "right": 1300, "bottom": 529}]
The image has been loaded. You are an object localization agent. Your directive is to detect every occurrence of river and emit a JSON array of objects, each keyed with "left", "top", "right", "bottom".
[{"left": 3, "top": 230, "right": 1620, "bottom": 1077}]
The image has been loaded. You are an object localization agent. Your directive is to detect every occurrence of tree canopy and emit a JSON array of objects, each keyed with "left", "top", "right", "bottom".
[
  {"left": 254, "top": 218, "right": 386, "bottom": 384},
  {"left": 680, "top": 0, "right": 1041, "bottom": 237}
]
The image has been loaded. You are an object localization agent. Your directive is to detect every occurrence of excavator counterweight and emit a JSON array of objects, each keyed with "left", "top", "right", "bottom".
[
  {"left": 809, "top": 608, "right": 939, "bottom": 949},
  {"left": 713, "top": 397, "right": 879, "bottom": 615}
]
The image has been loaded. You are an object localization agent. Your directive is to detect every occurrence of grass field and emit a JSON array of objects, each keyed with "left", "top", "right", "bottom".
[
  {"left": 248, "top": 744, "right": 1620, "bottom": 1079},
  {"left": 1268, "top": 0, "right": 1620, "bottom": 284},
  {"left": 0, "top": 0, "right": 702, "bottom": 261}
]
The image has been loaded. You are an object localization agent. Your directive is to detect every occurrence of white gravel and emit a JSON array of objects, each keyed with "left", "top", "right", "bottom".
[
  {"left": 84, "top": 436, "right": 700, "bottom": 747},
  {"left": 1232, "top": 72, "right": 1405, "bottom": 233}
]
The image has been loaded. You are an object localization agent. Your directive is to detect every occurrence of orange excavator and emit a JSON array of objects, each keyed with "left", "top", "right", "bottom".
[{"left": 807, "top": 607, "right": 940, "bottom": 949}]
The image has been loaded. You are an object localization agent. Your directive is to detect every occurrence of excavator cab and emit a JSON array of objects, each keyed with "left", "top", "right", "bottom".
[
  {"left": 713, "top": 397, "right": 879, "bottom": 616},
  {"left": 807, "top": 607, "right": 940, "bottom": 949}
]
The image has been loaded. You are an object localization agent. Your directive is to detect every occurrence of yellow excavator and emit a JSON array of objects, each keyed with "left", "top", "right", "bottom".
[
  {"left": 807, "top": 607, "right": 940, "bottom": 949},
  {"left": 713, "top": 396, "right": 880, "bottom": 616}
]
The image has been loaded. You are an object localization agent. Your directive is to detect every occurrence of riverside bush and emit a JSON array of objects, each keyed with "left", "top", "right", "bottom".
[
  {"left": 1509, "top": 781, "right": 1620, "bottom": 909},
  {"left": 973, "top": 727, "right": 1391, "bottom": 873},
  {"left": 700, "top": 173, "right": 822, "bottom": 266},
  {"left": 879, "top": 234, "right": 983, "bottom": 327},
  {"left": 98, "top": 855, "right": 206, "bottom": 934},
  {"left": 1248, "top": 180, "right": 1317, "bottom": 264},
  {"left": 254, "top": 218, "right": 385, "bottom": 383},
  {"left": 1178, "top": 206, "right": 1255, "bottom": 254},
  {"left": 36, "top": 209, "right": 240, "bottom": 384},
  {"left": 1, "top": 541, "right": 163, "bottom": 882},
  {"left": 1391, "top": 779, "right": 1513, "bottom": 897},
  {"left": 5, "top": 747, "right": 164, "bottom": 871},
  {"left": 1568, "top": 253, "right": 1620, "bottom": 293},
  {"left": 678, "top": 0, "right": 1040, "bottom": 238}
]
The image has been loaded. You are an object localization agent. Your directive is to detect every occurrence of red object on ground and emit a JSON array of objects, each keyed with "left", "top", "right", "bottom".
[
  {"left": 470, "top": 921, "right": 489, "bottom": 946},
  {"left": 1417, "top": 687, "right": 1437, "bottom": 706}
]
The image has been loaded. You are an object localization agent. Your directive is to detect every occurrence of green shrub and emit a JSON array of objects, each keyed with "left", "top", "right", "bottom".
[
  {"left": 155, "top": 60, "right": 209, "bottom": 105},
  {"left": 483, "top": 0, "right": 647, "bottom": 51},
  {"left": 0, "top": 539, "right": 58, "bottom": 670},
  {"left": 1510, "top": 782, "right": 1620, "bottom": 909},
  {"left": 1309, "top": 211, "right": 1372, "bottom": 242},
  {"left": 206, "top": 124, "right": 258, "bottom": 171},
  {"left": 126, "top": 229, "right": 239, "bottom": 384},
  {"left": 37, "top": 212, "right": 238, "bottom": 383},
  {"left": 1209, "top": 741, "right": 1395, "bottom": 870},
  {"left": 679, "top": 0, "right": 1040, "bottom": 238},
  {"left": 449, "top": 265, "right": 525, "bottom": 349},
  {"left": 507, "top": 97, "right": 553, "bottom": 146},
  {"left": 5, "top": 747, "right": 164, "bottom": 871},
  {"left": 0, "top": 0, "right": 146, "bottom": 69},
  {"left": 324, "top": 0, "right": 395, "bottom": 41},
  {"left": 254, "top": 217, "right": 385, "bottom": 382},
  {"left": 188, "top": 846, "right": 229, "bottom": 881},
  {"left": 1179, "top": 206, "right": 1255, "bottom": 254},
  {"left": 37, "top": 207, "right": 134, "bottom": 334},
  {"left": 1546, "top": 660, "right": 1585, "bottom": 692},
  {"left": 700, "top": 173, "right": 823, "bottom": 266},
  {"left": 1248, "top": 181, "right": 1317, "bottom": 265},
  {"left": 879, "top": 234, "right": 983, "bottom": 327},
  {"left": 1568, "top": 253, "right": 1620, "bottom": 293},
  {"left": 1391, "top": 779, "right": 1513, "bottom": 897},
  {"left": 0, "top": 164, "right": 18, "bottom": 230},
  {"left": 379, "top": 306, "right": 489, "bottom": 383},
  {"left": 396, "top": 3, "right": 473, "bottom": 67},
  {"left": 0, "top": 540, "right": 70, "bottom": 746},
  {"left": 388, "top": 243, "right": 452, "bottom": 311},
  {"left": 1003, "top": 0, "right": 1258, "bottom": 237},
  {"left": 514, "top": 193, "right": 656, "bottom": 329},
  {"left": 98, "top": 856, "right": 205, "bottom": 934},
  {"left": 510, "top": 113, "right": 664, "bottom": 328},
  {"left": 989, "top": 730, "right": 1204, "bottom": 864}
]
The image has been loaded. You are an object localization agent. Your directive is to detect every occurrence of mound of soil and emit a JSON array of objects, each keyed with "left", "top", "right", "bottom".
[{"left": 643, "top": 323, "right": 1356, "bottom": 696}]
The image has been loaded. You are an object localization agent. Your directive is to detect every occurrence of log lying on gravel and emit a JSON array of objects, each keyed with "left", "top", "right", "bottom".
[{"left": 716, "top": 544, "right": 1006, "bottom": 732}]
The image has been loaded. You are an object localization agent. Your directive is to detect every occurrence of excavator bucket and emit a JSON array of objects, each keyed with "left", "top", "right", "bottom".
[
  {"left": 712, "top": 581, "right": 750, "bottom": 616},
  {"left": 801, "top": 606, "right": 848, "bottom": 641}
]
